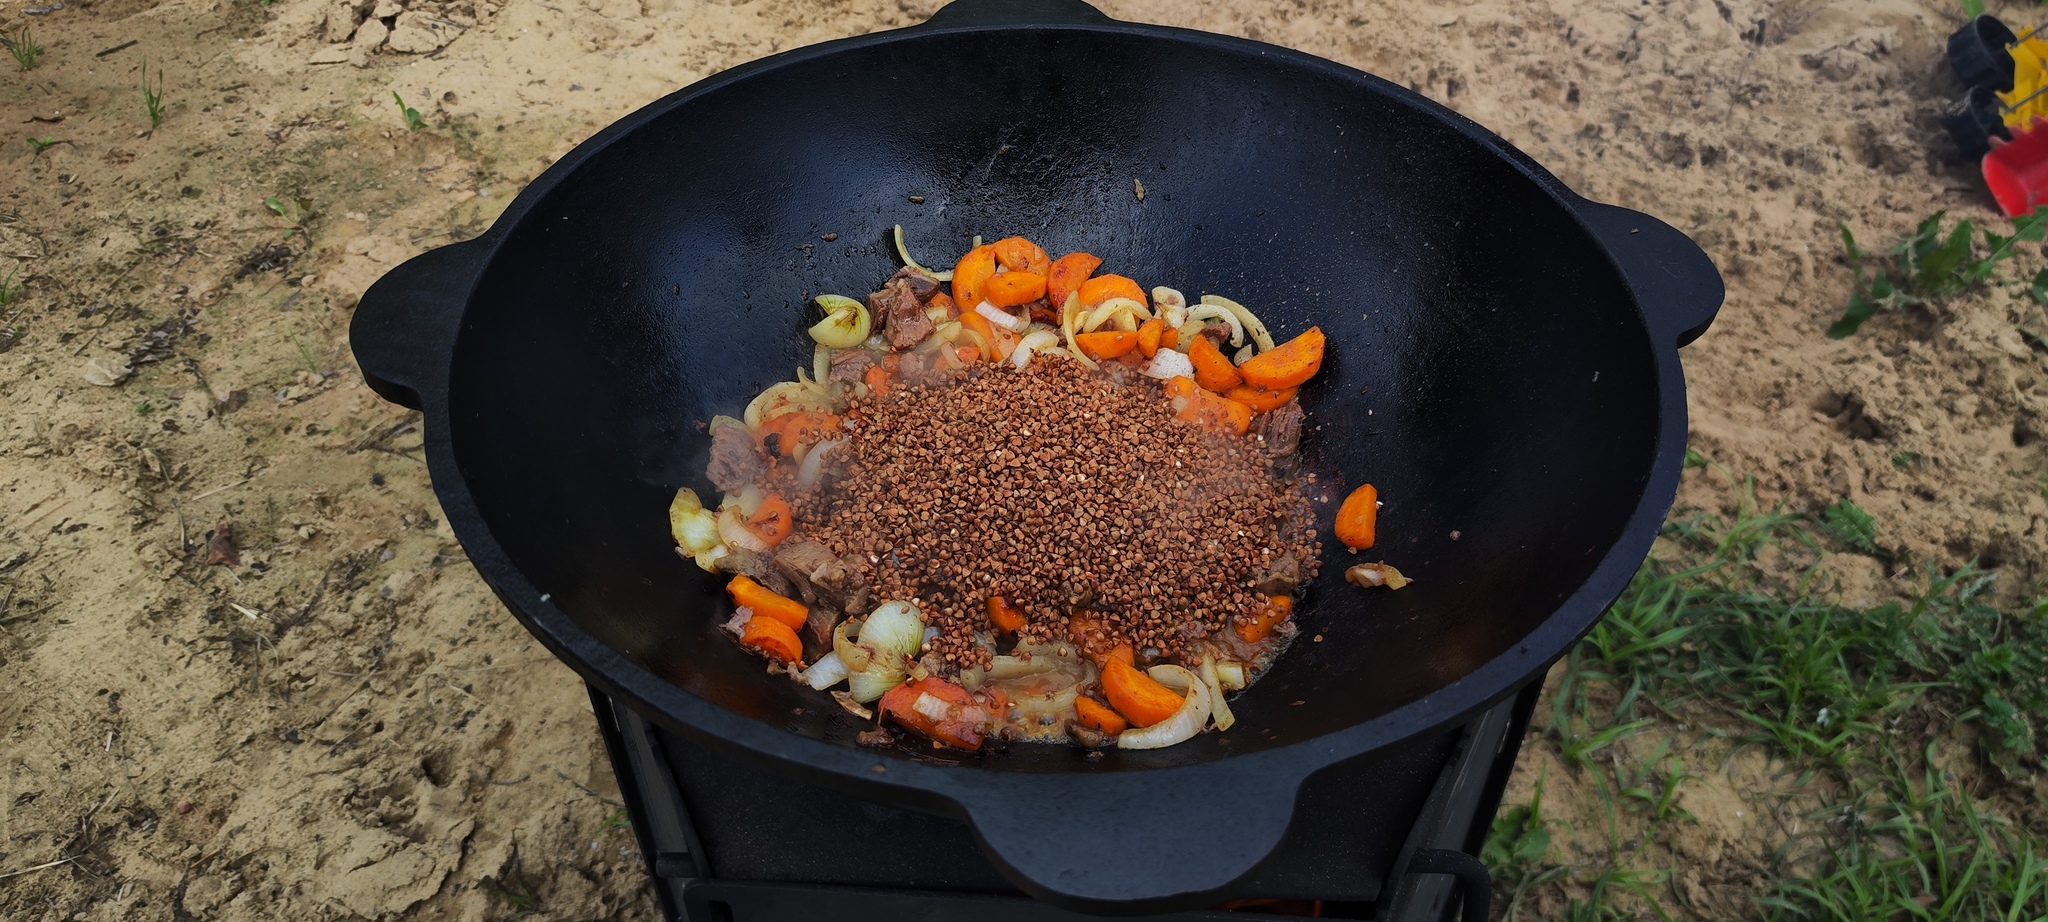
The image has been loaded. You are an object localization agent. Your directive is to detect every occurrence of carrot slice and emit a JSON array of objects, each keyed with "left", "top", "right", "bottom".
[
  {"left": 880, "top": 677, "right": 986, "bottom": 750},
  {"left": 958, "top": 309, "right": 998, "bottom": 362},
  {"left": 1167, "top": 378, "right": 1251, "bottom": 435},
  {"left": 756, "top": 411, "right": 841, "bottom": 459},
  {"left": 1335, "top": 483, "right": 1378, "bottom": 550},
  {"left": 1102, "top": 653, "right": 1185, "bottom": 728},
  {"left": 1187, "top": 333, "right": 1243, "bottom": 393},
  {"left": 983, "top": 272, "right": 1047, "bottom": 308},
  {"left": 743, "top": 496, "right": 794, "bottom": 547},
  {"left": 927, "top": 291, "right": 957, "bottom": 318},
  {"left": 1046, "top": 252, "right": 1102, "bottom": 309},
  {"left": 987, "top": 595, "right": 1027, "bottom": 633},
  {"left": 864, "top": 363, "right": 891, "bottom": 397},
  {"left": 1075, "top": 330, "right": 1139, "bottom": 359},
  {"left": 956, "top": 346, "right": 981, "bottom": 363},
  {"left": 1108, "top": 644, "right": 1136, "bottom": 667},
  {"left": 1075, "top": 696, "right": 1129, "bottom": 734},
  {"left": 1136, "top": 317, "right": 1166, "bottom": 358},
  {"left": 740, "top": 615, "right": 803, "bottom": 664},
  {"left": 1239, "top": 327, "right": 1325, "bottom": 389},
  {"left": 1160, "top": 326, "right": 1180, "bottom": 350},
  {"left": 728, "top": 575, "right": 808, "bottom": 631},
  {"left": 1225, "top": 384, "right": 1298, "bottom": 413},
  {"left": 951, "top": 245, "right": 997, "bottom": 312},
  {"left": 991, "top": 236, "right": 1051, "bottom": 275},
  {"left": 1235, "top": 595, "right": 1293, "bottom": 644},
  {"left": 1078, "top": 274, "right": 1147, "bottom": 309}
]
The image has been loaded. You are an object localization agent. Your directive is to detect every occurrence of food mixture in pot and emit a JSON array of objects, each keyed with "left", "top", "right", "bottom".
[{"left": 670, "top": 230, "right": 1404, "bottom": 752}]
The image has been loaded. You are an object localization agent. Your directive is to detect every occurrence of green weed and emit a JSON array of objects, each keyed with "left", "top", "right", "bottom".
[
  {"left": 1963, "top": 0, "right": 1985, "bottom": 18},
  {"left": 393, "top": 92, "right": 426, "bottom": 132},
  {"left": 5, "top": 27, "right": 41, "bottom": 71},
  {"left": 26, "top": 136, "right": 56, "bottom": 154},
  {"left": 1893, "top": 451, "right": 1921, "bottom": 469},
  {"left": 1831, "top": 211, "right": 2048, "bottom": 338},
  {"left": 0, "top": 268, "right": 17, "bottom": 306},
  {"left": 1611, "top": 738, "right": 1698, "bottom": 827},
  {"left": 142, "top": 60, "right": 166, "bottom": 131},
  {"left": 600, "top": 808, "right": 631, "bottom": 831},
  {"left": 265, "top": 195, "right": 310, "bottom": 237},
  {"left": 1820, "top": 498, "right": 1880, "bottom": 556}
]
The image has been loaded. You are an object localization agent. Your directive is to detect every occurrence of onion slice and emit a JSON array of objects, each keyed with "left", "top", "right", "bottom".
[
  {"left": 1199, "top": 656, "right": 1236, "bottom": 731},
  {"left": 892, "top": 224, "right": 955, "bottom": 282},
  {"left": 798, "top": 438, "right": 845, "bottom": 490},
  {"left": 1116, "top": 665, "right": 1211, "bottom": 749},
  {"left": 1187, "top": 305, "right": 1246, "bottom": 347},
  {"left": 976, "top": 301, "right": 1030, "bottom": 333},
  {"left": 1059, "top": 292, "right": 1097, "bottom": 370},
  {"left": 716, "top": 502, "right": 770, "bottom": 553},
  {"left": 1346, "top": 562, "right": 1412, "bottom": 590},
  {"left": 1201, "top": 294, "right": 1276, "bottom": 352},
  {"left": 809, "top": 295, "right": 872, "bottom": 349},
  {"left": 1141, "top": 349, "right": 1195, "bottom": 380},
  {"left": 805, "top": 651, "right": 850, "bottom": 690}
]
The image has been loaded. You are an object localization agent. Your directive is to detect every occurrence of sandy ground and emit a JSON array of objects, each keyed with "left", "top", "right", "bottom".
[{"left": 1, "top": 0, "right": 2040, "bottom": 918}]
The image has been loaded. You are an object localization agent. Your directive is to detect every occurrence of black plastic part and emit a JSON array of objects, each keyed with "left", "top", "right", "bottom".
[
  {"left": 348, "top": 0, "right": 1718, "bottom": 911},
  {"left": 1946, "top": 83, "right": 2016, "bottom": 161},
  {"left": 1404, "top": 851, "right": 1490, "bottom": 922},
  {"left": 681, "top": 880, "right": 1301, "bottom": 921},
  {"left": 1949, "top": 14, "right": 2019, "bottom": 93},
  {"left": 596, "top": 682, "right": 1541, "bottom": 921}
]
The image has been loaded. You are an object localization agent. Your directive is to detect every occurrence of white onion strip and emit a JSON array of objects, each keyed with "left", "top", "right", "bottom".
[
  {"left": 717, "top": 503, "right": 770, "bottom": 553},
  {"left": 1201, "top": 294, "right": 1275, "bottom": 351},
  {"left": 1117, "top": 665, "right": 1211, "bottom": 749},
  {"left": 1141, "top": 349, "right": 1195, "bottom": 380},
  {"left": 798, "top": 438, "right": 844, "bottom": 489},
  {"left": 805, "top": 652, "right": 849, "bottom": 690},
  {"left": 976, "top": 301, "right": 1030, "bottom": 333},
  {"left": 1199, "top": 657, "right": 1236, "bottom": 731},
  {"left": 1060, "top": 292, "right": 1097, "bottom": 370},
  {"left": 892, "top": 224, "right": 954, "bottom": 282}
]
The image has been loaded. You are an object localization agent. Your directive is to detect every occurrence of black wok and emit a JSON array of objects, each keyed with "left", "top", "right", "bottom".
[{"left": 349, "top": 0, "right": 1722, "bottom": 913}]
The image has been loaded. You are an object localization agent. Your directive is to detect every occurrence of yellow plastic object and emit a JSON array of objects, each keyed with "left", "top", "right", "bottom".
[{"left": 1999, "top": 37, "right": 2048, "bottom": 126}]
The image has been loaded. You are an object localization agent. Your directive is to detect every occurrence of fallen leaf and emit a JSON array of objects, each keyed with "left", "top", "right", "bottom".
[
  {"left": 83, "top": 357, "right": 133, "bottom": 387},
  {"left": 205, "top": 522, "right": 240, "bottom": 567}
]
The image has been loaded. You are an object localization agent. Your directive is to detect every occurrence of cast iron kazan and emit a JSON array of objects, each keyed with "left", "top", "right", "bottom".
[{"left": 350, "top": 0, "right": 1722, "bottom": 913}]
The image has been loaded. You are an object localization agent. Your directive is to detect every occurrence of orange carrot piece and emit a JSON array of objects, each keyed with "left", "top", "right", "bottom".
[
  {"left": 958, "top": 309, "right": 998, "bottom": 362},
  {"left": 951, "top": 244, "right": 997, "bottom": 311},
  {"left": 927, "top": 291, "right": 958, "bottom": 318},
  {"left": 1226, "top": 384, "right": 1298, "bottom": 413},
  {"left": 1075, "top": 696, "right": 1129, "bottom": 734},
  {"left": 955, "top": 346, "right": 979, "bottom": 363},
  {"left": 740, "top": 615, "right": 803, "bottom": 664},
  {"left": 991, "top": 236, "right": 1051, "bottom": 275},
  {"left": 1167, "top": 377, "right": 1251, "bottom": 435},
  {"left": 864, "top": 363, "right": 891, "bottom": 397},
  {"left": 880, "top": 677, "right": 986, "bottom": 750},
  {"left": 756, "top": 411, "right": 841, "bottom": 459},
  {"left": 1239, "top": 327, "right": 1325, "bottom": 389},
  {"left": 1235, "top": 595, "right": 1293, "bottom": 643},
  {"left": 1136, "top": 317, "right": 1166, "bottom": 358},
  {"left": 1046, "top": 252, "right": 1102, "bottom": 309},
  {"left": 987, "top": 595, "right": 1027, "bottom": 633},
  {"left": 1102, "top": 652, "right": 1185, "bottom": 727},
  {"left": 743, "top": 496, "right": 794, "bottom": 547},
  {"left": 1335, "top": 483, "right": 1378, "bottom": 550},
  {"left": 1187, "top": 333, "right": 1244, "bottom": 393},
  {"left": 1108, "top": 644, "right": 1136, "bottom": 667},
  {"left": 728, "top": 575, "right": 809, "bottom": 631},
  {"left": 1075, "top": 330, "right": 1139, "bottom": 360},
  {"left": 1077, "top": 274, "right": 1148, "bottom": 309},
  {"left": 983, "top": 272, "right": 1047, "bottom": 308},
  {"left": 1160, "top": 326, "right": 1180, "bottom": 350}
]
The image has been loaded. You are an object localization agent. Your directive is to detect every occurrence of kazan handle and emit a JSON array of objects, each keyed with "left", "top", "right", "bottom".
[
  {"left": 920, "top": 0, "right": 1114, "bottom": 29},
  {"left": 350, "top": 240, "right": 486, "bottom": 411},
  {"left": 1574, "top": 200, "right": 1725, "bottom": 349}
]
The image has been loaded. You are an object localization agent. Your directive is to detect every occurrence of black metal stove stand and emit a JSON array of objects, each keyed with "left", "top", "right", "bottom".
[{"left": 590, "top": 682, "right": 1540, "bottom": 922}]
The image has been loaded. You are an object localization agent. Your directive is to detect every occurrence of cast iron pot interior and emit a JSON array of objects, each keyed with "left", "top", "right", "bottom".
[{"left": 351, "top": 0, "right": 1721, "bottom": 911}]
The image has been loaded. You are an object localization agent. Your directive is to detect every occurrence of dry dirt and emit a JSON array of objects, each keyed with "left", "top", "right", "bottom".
[{"left": 1, "top": 0, "right": 2040, "bottom": 918}]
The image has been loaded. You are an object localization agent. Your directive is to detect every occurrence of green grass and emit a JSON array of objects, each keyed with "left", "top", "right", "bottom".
[
  {"left": 0, "top": 268, "right": 16, "bottom": 306},
  {"left": 393, "top": 92, "right": 426, "bottom": 133},
  {"left": 5, "top": 27, "right": 40, "bottom": 71},
  {"left": 142, "top": 60, "right": 166, "bottom": 131},
  {"left": 1492, "top": 458, "right": 2048, "bottom": 920},
  {"left": 26, "top": 136, "right": 56, "bottom": 154},
  {"left": 1832, "top": 211, "right": 2048, "bottom": 338}
]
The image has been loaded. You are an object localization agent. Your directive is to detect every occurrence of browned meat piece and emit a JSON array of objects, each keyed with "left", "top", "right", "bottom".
[
  {"left": 828, "top": 349, "right": 877, "bottom": 384},
  {"left": 1024, "top": 297, "right": 1058, "bottom": 326},
  {"left": 1198, "top": 325, "right": 1231, "bottom": 348},
  {"left": 774, "top": 539, "right": 871, "bottom": 648},
  {"left": 1253, "top": 399, "right": 1304, "bottom": 460},
  {"left": 870, "top": 278, "right": 932, "bottom": 350},
  {"left": 713, "top": 546, "right": 798, "bottom": 599},
  {"left": 706, "top": 423, "right": 767, "bottom": 494},
  {"left": 1251, "top": 552, "right": 1303, "bottom": 595},
  {"left": 895, "top": 349, "right": 954, "bottom": 387},
  {"left": 890, "top": 266, "right": 942, "bottom": 302}
]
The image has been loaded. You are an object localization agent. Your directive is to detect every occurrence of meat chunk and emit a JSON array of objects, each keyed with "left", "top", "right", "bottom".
[
  {"left": 870, "top": 278, "right": 932, "bottom": 350},
  {"left": 706, "top": 423, "right": 767, "bottom": 494},
  {"left": 773, "top": 539, "right": 871, "bottom": 648},
  {"left": 890, "top": 266, "right": 942, "bottom": 302},
  {"left": 1252, "top": 399, "right": 1304, "bottom": 474},
  {"left": 1251, "top": 552, "right": 1303, "bottom": 596},
  {"left": 713, "top": 547, "right": 799, "bottom": 600},
  {"left": 828, "top": 349, "right": 877, "bottom": 384}
]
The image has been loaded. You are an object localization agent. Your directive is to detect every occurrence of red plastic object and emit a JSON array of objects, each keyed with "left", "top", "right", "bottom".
[{"left": 1984, "top": 115, "right": 2048, "bottom": 216}]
